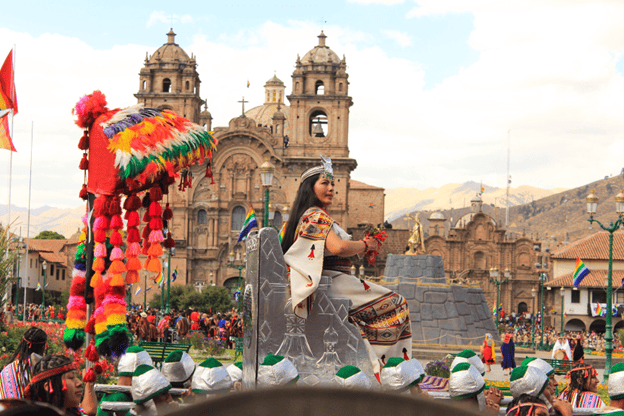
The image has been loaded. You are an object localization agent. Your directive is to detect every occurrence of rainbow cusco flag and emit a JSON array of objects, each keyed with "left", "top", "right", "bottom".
[{"left": 573, "top": 258, "right": 591, "bottom": 287}]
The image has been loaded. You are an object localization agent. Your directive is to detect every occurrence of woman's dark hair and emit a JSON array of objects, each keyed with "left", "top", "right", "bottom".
[
  {"left": 27, "top": 355, "right": 74, "bottom": 410},
  {"left": 281, "top": 173, "right": 322, "bottom": 253},
  {"left": 506, "top": 394, "right": 547, "bottom": 416},
  {"left": 9, "top": 327, "right": 47, "bottom": 374},
  {"left": 563, "top": 365, "right": 597, "bottom": 406}
]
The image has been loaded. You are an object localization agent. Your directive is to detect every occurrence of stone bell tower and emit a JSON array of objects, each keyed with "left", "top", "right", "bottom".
[
  {"left": 286, "top": 31, "right": 352, "bottom": 158},
  {"left": 134, "top": 29, "right": 205, "bottom": 123}
]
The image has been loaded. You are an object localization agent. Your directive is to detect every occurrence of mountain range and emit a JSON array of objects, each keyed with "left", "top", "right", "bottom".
[{"left": 0, "top": 204, "right": 84, "bottom": 239}]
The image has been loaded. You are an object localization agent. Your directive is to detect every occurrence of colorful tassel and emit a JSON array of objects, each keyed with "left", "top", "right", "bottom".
[
  {"left": 127, "top": 227, "right": 140, "bottom": 243},
  {"left": 127, "top": 211, "right": 140, "bottom": 227},
  {"left": 110, "top": 247, "right": 124, "bottom": 261},
  {"left": 85, "top": 340, "right": 99, "bottom": 362},
  {"left": 92, "top": 257, "right": 105, "bottom": 272},
  {"left": 79, "top": 184, "right": 88, "bottom": 201},
  {"left": 109, "top": 215, "right": 123, "bottom": 230},
  {"left": 78, "top": 131, "right": 89, "bottom": 150},
  {"left": 148, "top": 230, "right": 164, "bottom": 243},
  {"left": 83, "top": 368, "right": 96, "bottom": 383},
  {"left": 146, "top": 258, "right": 161, "bottom": 273},
  {"left": 94, "top": 244, "right": 107, "bottom": 258},
  {"left": 125, "top": 242, "right": 141, "bottom": 257},
  {"left": 149, "top": 203, "right": 162, "bottom": 217},
  {"left": 79, "top": 153, "right": 88, "bottom": 170},
  {"left": 90, "top": 271, "right": 103, "bottom": 288},
  {"left": 124, "top": 194, "right": 141, "bottom": 211},
  {"left": 109, "top": 231, "right": 123, "bottom": 247},
  {"left": 147, "top": 244, "right": 163, "bottom": 257},
  {"left": 163, "top": 203, "right": 173, "bottom": 220},
  {"left": 109, "top": 274, "right": 125, "bottom": 286},
  {"left": 125, "top": 270, "right": 139, "bottom": 284},
  {"left": 126, "top": 257, "right": 142, "bottom": 270},
  {"left": 163, "top": 232, "right": 175, "bottom": 249}
]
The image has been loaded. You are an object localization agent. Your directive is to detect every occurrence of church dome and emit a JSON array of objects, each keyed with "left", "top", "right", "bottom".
[
  {"left": 148, "top": 29, "right": 190, "bottom": 64},
  {"left": 265, "top": 74, "right": 284, "bottom": 86},
  {"left": 245, "top": 104, "right": 290, "bottom": 134},
  {"left": 301, "top": 31, "right": 341, "bottom": 65},
  {"left": 429, "top": 212, "right": 445, "bottom": 220}
]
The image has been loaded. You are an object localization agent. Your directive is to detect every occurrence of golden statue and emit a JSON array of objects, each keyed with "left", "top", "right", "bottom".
[{"left": 405, "top": 214, "right": 425, "bottom": 255}]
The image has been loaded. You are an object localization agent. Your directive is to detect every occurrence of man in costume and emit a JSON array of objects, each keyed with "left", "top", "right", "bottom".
[
  {"left": 602, "top": 363, "right": 624, "bottom": 414},
  {"left": 281, "top": 156, "right": 412, "bottom": 380}
]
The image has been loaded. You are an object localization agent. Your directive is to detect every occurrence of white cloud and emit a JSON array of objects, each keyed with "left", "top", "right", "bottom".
[
  {"left": 380, "top": 30, "right": 412, "bottom": 47},
  {"left": 2, "top": 5, "right": 624, "bottom": 212}
]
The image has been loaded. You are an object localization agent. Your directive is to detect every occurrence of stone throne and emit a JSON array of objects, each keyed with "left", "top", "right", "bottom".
[{"left": 242, "top": 228, "right": 377, "bottom": 388}]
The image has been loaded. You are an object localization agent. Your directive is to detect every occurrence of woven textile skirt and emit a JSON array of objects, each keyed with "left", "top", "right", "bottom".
[{"left": 325, "top": 271, "right": 412, "bottom": 375}]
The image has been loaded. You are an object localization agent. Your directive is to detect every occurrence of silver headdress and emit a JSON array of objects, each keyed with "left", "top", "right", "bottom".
[{"left": 301, "top": 155, "right": 334, "bottom": 182}]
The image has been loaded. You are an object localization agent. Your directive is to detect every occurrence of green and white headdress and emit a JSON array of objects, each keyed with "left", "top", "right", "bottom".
[
  {"left": 381, "top": 357, "right": 425, "bottom": 392},
  {"left": 449, "top": 363, "right": 486, "bottom": 410},
  {"left": 301, "top": 155, "right": 334, "bottom": 182},
  {"left": 118, "top": 346, "right": 152, "bottom": 377},
  {"left": 451, "top": 349, "right": 485, "bottom": 376},
  {"left": 131, "top": 364, "right": 172, "bottom": 405},
  {"left": 257, "top": 354, "right": 299, "bottom": 387},
  {"left": 161, "top": 350, "right": 196, "bottom": 388},
  {"left": 608, "top": 362, "right": 624, "bottom": 400},
  {"left": 226, "top": 362, "right": 243, "bottom": 383},
  {"left": 334, "top": 366, "right": 372, "bottom": 389},
  {"left": 510, "top": 366, "right": 549, "bottom": 400},
  {"left": 97, "top": 392, "right": 134, "bottom": 416},
  {"left": 521, "top": 357, "right": 555, "bottom": 377},
  {"left": 191, "top": 358, "right": 233, "bottom": 394}
]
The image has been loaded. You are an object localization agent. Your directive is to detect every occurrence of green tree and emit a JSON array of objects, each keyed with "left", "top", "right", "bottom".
[
  {"left": 34, "top": 230, "right": 66, "bottom": 240},
  {"left": 148, "top": 285, "right": 234, "bottom": 313}
]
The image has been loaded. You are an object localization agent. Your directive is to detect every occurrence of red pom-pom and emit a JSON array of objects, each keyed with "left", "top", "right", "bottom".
[
  {"left": 142, "top": 210, "right": 151, "bottom": 223},
  {"left": 73, "top": 90, "right": 109, "bottom": 129},
  {"left": 141, "top": 241, "right": 150, "bottom": 256},
  {"left": 108, "top": 197, "right": 122, "bottom": 216},
  {"left": 149, "top": 217, "right": 163, "bottom": 230},
  {"left": 94, "top": 363, "right": 103, "bottom": 375},
  {"left": 70, "top": 275, "right": 86, "bottom": 297},
  {"left": 94, "top": 230, "right": 106, "bottom": 244},
  {"left": 127, "top": 227, "right": 140, "bottom": 243},
  {"left": 141, "top": 192, "right": 151, "bottom": 209},
  {"left": 85, "top": 340, "right": 99, "bottom": 361},
  {"left": 163, "top": 203, "right": 173, "bottom": 221},
  {"left": 127, "top": 211, "right": 140, "bottom": 227},
  {"left": 163, "top": 232, "right": 176, "bottom": 249},
  {"left": 78, "top": 132, "right": 89, "bottom": 151},
  {"left": 150, "top": 186, "right": 163, "bottom": 202},
  {"left": 142, "top": 226, "right": 150, "bottom": 239},
  {"left": 83, "top": 368, "right": 97, "bottom": 383},
  {"left": 110, "top": 215, "right": 123, "bottom": 230},
  {"left": 93, "top": 195, "right": 109, "bottom": 217},
  {"left": 123, "top": 194, "right": 141, "bottom": 212},
  {"left": 125, "top": 270, "right": 140, "bottom": 284},
  {"left": 149, "top": 202, "right": 162, "bottom": 217},
  {"left": 79, "top": 184, "right": 88, "bottom": 201},
  {"left": 85, "top": 317, "right": 96, "bottom": 335},
  {"left": 79, "top": 154, "right": 88, "bottom": 170},
  {"left": 110, "top": 231, "right": 123, "bottom": 247}
]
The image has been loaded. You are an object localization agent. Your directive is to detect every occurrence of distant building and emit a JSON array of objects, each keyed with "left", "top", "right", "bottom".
[
  {"left": 545, "top": 230, "right": 624, "bottom": 334},
  {"left": 418, "top": 194, "right": 554, "bottom": 323}
]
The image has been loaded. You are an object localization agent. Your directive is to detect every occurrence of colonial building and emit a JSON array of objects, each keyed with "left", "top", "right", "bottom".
[
  {"left": 544, "top": 230, "right": 624, "bottom": 334},
  {"left": 135, "top": 30, "right": 384, "bottom": 293},
  {"left": 421, "top": 195, "right": 555, "bottom": 323}
]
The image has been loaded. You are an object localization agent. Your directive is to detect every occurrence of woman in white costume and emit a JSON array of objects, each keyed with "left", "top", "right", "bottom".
[{"left": 281, "top": 156, "right": 412, "bottom": 382}]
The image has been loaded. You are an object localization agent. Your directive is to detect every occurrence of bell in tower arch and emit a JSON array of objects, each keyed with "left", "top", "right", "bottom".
[{"left": 312, "top": 118, "right": 325, "bottom": 138}]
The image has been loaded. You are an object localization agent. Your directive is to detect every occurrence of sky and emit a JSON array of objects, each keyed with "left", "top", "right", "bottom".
[{"left": 1, "top": 0, "right": 624, "bottom": 209}]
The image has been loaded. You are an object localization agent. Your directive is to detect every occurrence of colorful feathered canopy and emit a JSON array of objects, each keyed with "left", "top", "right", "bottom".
[{"left": 73, "top": 91, "right": 216, "bottom": 196}]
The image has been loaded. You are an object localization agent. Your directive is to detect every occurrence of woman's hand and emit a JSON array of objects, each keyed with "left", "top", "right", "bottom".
[{"left": 362, "top": 236, "right": 380, "bottom": 255}]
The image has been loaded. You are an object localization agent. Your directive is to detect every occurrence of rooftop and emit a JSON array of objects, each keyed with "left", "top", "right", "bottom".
[
  {"left": 545, "top": 269, "right": 624, "bottom": 288},
  {"left": 551, "top": 230, "right": 624, "bottom": 261}
]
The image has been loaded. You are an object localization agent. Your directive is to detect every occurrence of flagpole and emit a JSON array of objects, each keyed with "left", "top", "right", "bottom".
[
  {"left": 6, "top": 45, "right": 15, "bottom": 255},
  {"left": 22, "top": 121, "right": 33, "bottom": 322}
]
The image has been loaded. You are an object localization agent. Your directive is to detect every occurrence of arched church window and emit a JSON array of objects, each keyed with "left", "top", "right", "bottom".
[
  {"left": 295, "top": 82, "right": 300, "bottom": 92},
  {"left": 315, "top": 80, "right": 324, "bottom": 95},
  {"left": 185, "top": 81, "right": 190, "bottom": 90},
  {"left": 273, "top": 211, "right": 283, "bottom": 229},
  {"left": 338, "top": 82, "right": 343, "bottom": 92},
  {"left": 231, "top": 206, "right": 245, "bottom": 232},
  {"left": 309, "top": 110, "right": 328, "bottom": 138},
  {"left": 142, "top": 80, "right": 146, "bottom": 90},
  {"left": 473, "top": 251, "right": 485, "bottom": 270},
  {"left": 197, "top": 209, "right": 207, "bottom": 224},
  {"left": 518, "top": 302, "right": 528, "bottom": 314},
  {"left": 267, "top": 92, "right": 270, "bottom": 102},
  {"left": 276, "top": 125, "right": 281, "bottom": 135},
  {"left": 163, "top": 78, "right": 171, "bottom": 93},
  {"left": 279, "top": 92, "right": 282, "bottom": 103},
  {"left": 273, "top": 91, "right": 276, "bottom": 102}
]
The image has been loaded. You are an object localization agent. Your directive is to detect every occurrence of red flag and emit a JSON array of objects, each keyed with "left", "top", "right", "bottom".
[
  {"left": 0, "top": 111, "right": 16, "bottom": 152},
  {"left": 0, "top": 50, "right": 18, "bottom": 115}
]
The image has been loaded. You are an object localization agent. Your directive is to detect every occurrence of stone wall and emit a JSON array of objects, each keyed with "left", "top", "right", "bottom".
[{"left": 382, "top": 254, "right": 501, "bottom": 345}]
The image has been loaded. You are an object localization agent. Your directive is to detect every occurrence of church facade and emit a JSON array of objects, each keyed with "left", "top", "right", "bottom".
[{"left": 134, "top": 30, "right": 382, "bottom": 293}]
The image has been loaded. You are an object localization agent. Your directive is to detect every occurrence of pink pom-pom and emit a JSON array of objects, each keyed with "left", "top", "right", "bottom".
[
  {"left": 92, "top": 305, "right": 105, "bottom": 319},
  {"left": 67, "top": 296, "right": 87, "bottom": 310},
  {"left": 110, "top": 247, "right": 124, "bottom": 261},
  {"left": 148, "top": 230, "right": 164, "bottom": 244},
  {"left": 72, "top": 269, "right": 86, "bottom": 279},
  {"left": 125, "top": 242, "right": 141, "bottom": 257},
  {"left": 94, "top": 244, "right": 107, "bottom": 258},
  {"left": 81, "top": 212, "right": 89, "bottom": 226},
  {"left": 103, "top": 296, "right": 127, "bottom": 307},
  {"left": 93, "top": 216, "right": 109, "bottom": 232}
]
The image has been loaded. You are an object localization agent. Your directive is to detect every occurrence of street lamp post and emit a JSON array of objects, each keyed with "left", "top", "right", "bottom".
[
  {"left": 228, "top": 249, "right": 245, "bottom": 311},
  {"left": 41, "top": 261, "right": 47, "bottom": 314},
  {"left": 489, "top": 267, "right": 510, "bottom": 323},
  {"left": 160, "top": 255, "right": 166, "bottom": 314},
  {"left": 560, "top": 287, "right": 565, "bottom": 336},
  {"left": 143, "top": 272, "right": 147, "bottom": 310},
  {"left": 260, "top": 157, "right": 275, "bottom": 228},
  {"left": 586, "top": 189, "right": 624, "bottom": 384},
  {"left": 165, "top": 247, "right": 174, "bottom": 314},
  {"left": 538, "top": 272, "right": 548, "bottom": 349},
  {"left": 531, "top": 288, "right": 537, "bottom": 348}
]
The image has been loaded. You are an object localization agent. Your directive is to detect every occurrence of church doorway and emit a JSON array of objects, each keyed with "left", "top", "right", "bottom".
[{"left": 223, "top": 277, "right": 241, "bottom": 297}]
